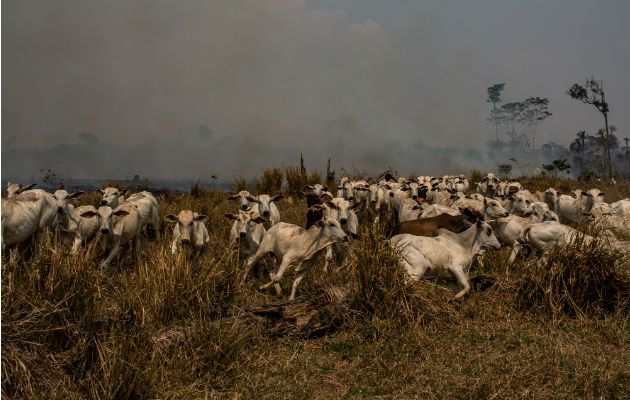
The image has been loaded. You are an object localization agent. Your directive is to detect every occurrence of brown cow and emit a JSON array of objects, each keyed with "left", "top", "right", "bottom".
[{"left": 388, "top": 208, "right": 482, "bottom": 237}]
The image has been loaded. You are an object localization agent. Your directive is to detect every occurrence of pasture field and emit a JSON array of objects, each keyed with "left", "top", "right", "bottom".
[{"left": 2, "top": 174, "right": 629, "bottom": 399}]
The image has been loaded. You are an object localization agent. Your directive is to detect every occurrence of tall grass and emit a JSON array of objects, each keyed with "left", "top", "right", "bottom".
[
  {"left": 516, "top": 233, "right": 630, "bottom": 317},
  {"left": 284, "top": 166, "right": 321, "bottom": 197},
  {"left": 256, "top": 168, "right": 283, "bottom": 194}
]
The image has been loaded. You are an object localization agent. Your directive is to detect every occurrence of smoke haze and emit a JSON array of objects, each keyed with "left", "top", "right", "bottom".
[{"left": 2, "top": 0, "right": 629, "bottom": 180}]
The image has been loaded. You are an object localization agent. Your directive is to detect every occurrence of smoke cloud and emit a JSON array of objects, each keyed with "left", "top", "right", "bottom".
[{"left": 2, "top": 0, "right": 629, "bottom": 181}]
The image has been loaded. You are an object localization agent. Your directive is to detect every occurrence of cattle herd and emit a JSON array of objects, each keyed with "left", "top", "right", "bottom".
[{"left": 2, "top": 173, "right": 629, "bottom": 301}]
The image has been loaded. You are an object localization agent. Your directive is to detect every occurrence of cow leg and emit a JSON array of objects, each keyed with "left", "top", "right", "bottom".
[
  {"left": 289, "top": 263, "right": 311, "bottom": 300},
  {"left": 508, "top": 243, "right": 521, "bottom": 265},
  {"left": 244, "top": 250, "right": 266, "bottom": 282},
  {"left": 450, "top": 265, "right": 471, "bottom": 300},
  {"left": 323, "top": 245, "right": 333, "bottom": 273},
  {"left": 260, "top": 257, "right": 293, "bottom": 294},
  {"left": 101, "top": 241, "right": 120, "bottom": 271},
  {"left": 71, "top": 234, "right": 83, "bottom": 255}
]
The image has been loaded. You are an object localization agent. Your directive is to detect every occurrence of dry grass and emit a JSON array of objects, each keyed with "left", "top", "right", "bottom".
[{"left": 2, "top": 175, "right": 629, "bottom": 399}]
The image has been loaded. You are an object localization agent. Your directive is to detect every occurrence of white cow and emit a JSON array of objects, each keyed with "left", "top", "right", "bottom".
[
  {"left": 311, "top": 198, "right": 359, "bottom": 272},
  {"left": 6, "top": 183, "right": 37, "bottom": 198},
  {"left": 515, "top": 220, "right": 628, "bottom": 264},
  {"left": 245, "top": 194, "right": 283, "bottom": 229},
  {"left": 392, "top": 220, "right": 501, "bottom": 299},
  {"left": 228, "top": 190, "right": 255, "bottom": 211},
  {"left": 583, "top": 189, "right": 605, "bottom": 214},
  {"left": 367, "top": 184, "right": 387, "bottom": 223},
  {"left": 166, "top": 210, "right": 209, "bottom": 257},
  {"left": 477, "top": 173, "right": 500, "bottom": 198},
  {"left": 611, "top": 199, "right": 630, "bottom": 217},
  {"left": 245, "top": 218, "right": 349, "bottom": 300},
  {"left": 125, "top": 192, "right": 160, "bottom": 239},
  {"left": 99, "top": 187, "right": 129, "bottom": 208},
  {"left": 1, "top": 190, "right": 59, "bottom": 253},
  {"left": 419, "top": 204, "right": 461, "bottom": 218},
  {"left": 224, "top": 210, "right": 267, "bottom": 269},
  {"left": 80, "top": 204, "right": 143, "bottom": 270}
]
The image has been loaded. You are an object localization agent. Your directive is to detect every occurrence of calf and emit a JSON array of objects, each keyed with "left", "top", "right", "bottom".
[
  {"left": 391, "top": 220, "right": 501, "bottom": 299},
  {"left": 80, "top": 205, "right": 142, "bottom": 270},
  {"left": 166, "top": 210, "right": 209, "bottom": 257},
  {"left": 245, "top": 218, "right": 348, "bottom": 300},
  {"left": 224, "top": 210, "right": 267, "bottom": 268},
  {"left": 245, "top": 194, "right": 283, "bottom": 229},
  {"left": 126, "top": 192, "right": 160, "bottom": 239},
  {"left": 228, "top": 190, "right": 255, "bottom": 211},
  {"left": 99, "top": 187, "right": 129, "bottom": 208}
]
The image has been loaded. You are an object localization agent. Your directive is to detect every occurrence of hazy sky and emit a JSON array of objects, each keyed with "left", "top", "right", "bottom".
[{"left": 2, "top": 0, "right": 629, "bottom": 178}]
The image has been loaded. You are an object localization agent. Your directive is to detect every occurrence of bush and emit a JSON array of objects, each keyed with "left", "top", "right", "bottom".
[
  {"left": 256, "top": 168, "right": 283, "bottom": 194},
  {"left": 284, "top": 167, "right": 321, "bottom": 197},
  {"left": 233, "top": 177, "right": 247, "bottom": 193},
  {"left": 516, "top": 233, "right": 630, "bottom": 317}
]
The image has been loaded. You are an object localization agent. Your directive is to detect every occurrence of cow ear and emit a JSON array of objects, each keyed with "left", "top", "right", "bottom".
[
  {"left": 22, "top": 183, "right": 37, "bottom": 191},
  {"left": 195, "top": 215, "right": 209, "bottom": 223},
  {"left": 401, "top": 187, "right": 410, "bottom": 191},
  {"left": 383, "top": 184, "right": 392, "bottom": 190},
  {"left": 325, "top": 201, "right": 338, "bottom": 209},
  {"left": 483, "top": 198, "right": 488, "bottom": 205},
  {"left": 121, "top": 189, "right": 130, "bottom": 196},
  {"left": 80, "top": 210, "right": 98, "bottom": 218},
  {"left": 412, "top": 205, "right": 420, "bottom": 210},
  {"left": 113, "top": 210, "right": 130, "bottom": 217},
  {"left": 320, "top": 193, "right": 333, "bottom": 202},
  {"left": 272, "top": 194, "right": 284, "bottom": 202},
  {"left": 303, "top": 185, "right": 313, "bottom": 191},
  {"left": 351, "top": 202, "right": 362, "bottom": 211},
  {"left": 246, "top": 196, "right": 258, "bottom": 202},
  {"left": 309, "top": 204, "right": 323, "bottom": 212},
  {"left": 98, "top": 189, "right": 105, "bottom": 195},
  {"left": 223, "top": 213, "right": 238, "bottom": 220},
  {"left": 69, "top": 191, "right": 85, "bottom": 199},
  {"left": 165, "top": 214, "right": 178, "bottom": 223},
  {"left": 599, "top": 192, "right": 605, "bottom": 196},
  {"left": 227, "top": 194, "right": 239, "bottom": 200},
  {"left": 252, "top": 215, "right": 267, "bottom": 224}
]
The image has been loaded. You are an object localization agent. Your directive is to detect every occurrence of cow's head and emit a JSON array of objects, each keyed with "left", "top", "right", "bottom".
[
  {"left": 247, "top": 194, "right": 283, "bottom": 218},
  {"left": 166, "top": 210, "right": 208, "bottom": 244},
  {"left": 228, "top": 190, "right": 253, "bottom": 210},
  {"left": 6, "top": 182, "right": 37, "bottom": 198},
  {"left": 475, "top": 220, "right": 501, "bottom": 251},
  {"left": 223, "top": 210, "right": 266, "bottom": 241},
  {"left": 81, "top": 206, "right": 129, "bottom": 235},
  {"left": 316, "top": 217, "right": 349, "bottom": 242},
  {"left": 99, "top": 187, "right": 129, "bottom": 207},
  {"left": 53, "top": 190, "right": 84, "bottom": 214},
  {"left": 483, "top": 198, "right": 509, "bottom": 218}
]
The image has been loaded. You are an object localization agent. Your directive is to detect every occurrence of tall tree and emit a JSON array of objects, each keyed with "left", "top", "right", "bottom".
[
  {"left": 486, "top": 84, "right": 505, "bottom": 145},
  {"left": 567, "top": 77, "right": 612, "bottom": 177},
  {"left": 569, "top": 130, "right": 587, "bottom": 177},
  {"left": 519, "top": 97, "right": 552, "bottom": 149}
]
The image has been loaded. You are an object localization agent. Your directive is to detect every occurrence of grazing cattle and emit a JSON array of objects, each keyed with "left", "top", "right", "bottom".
[
  {"left": 228, "top": 190, "right": 255, "bottom": 211},
  {"left": 246, "top": 194, "right": 283, "bottom": 229},
  {"left": 1, "top": 190, "right": 59, "bottom": 253},
  {"left": 6, "top": 183, "right": 37, "bottom": 198},
  {"left": 391, "top": 220, "right": 501, "bottom": 299},
  {"left": 245, "top": 218, "right": 349, "bottom": 300},
  {"left": 224, "top": 210, "right": 267, "bottom": 267},
  {"left": 80, "top": 205, "right": 143, "bottom": 270},
  {"left": 166, "top": 210, "right": 209, "bottom": 257},
  {"left": 554, "top": 194, "right": 586, "bottom": 224},
  {"left": 389, "top": 208, "right": 482, "bottom": 237},
  {"left": 125, "top": 192, "right": 160, "bottom": 239},
  {"left": 99, "top": 187, "right": 129, "bottom": 208},
  {"left": 586, "top": 214, "right": 630, "bottom": 235}
]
